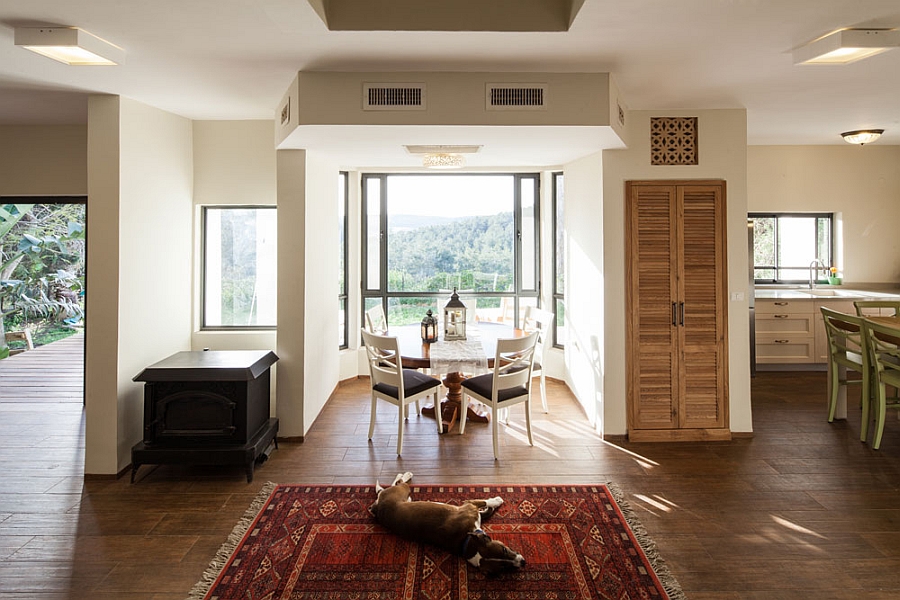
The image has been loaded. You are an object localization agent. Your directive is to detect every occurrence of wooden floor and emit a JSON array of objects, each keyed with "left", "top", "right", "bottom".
[{"left": 2, "top": 341, "right": 900, "bottom": 599}]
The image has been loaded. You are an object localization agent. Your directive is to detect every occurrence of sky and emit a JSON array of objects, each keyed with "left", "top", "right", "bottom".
[{"left": 386, "top": 174, "right": 514, "bottom": 217}]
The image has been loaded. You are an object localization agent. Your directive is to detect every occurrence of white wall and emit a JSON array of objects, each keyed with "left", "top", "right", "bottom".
[
  {"left": 302, "top": 152, "right": 342, "bottom": 427},
  {"left": 85, "top": 95, "right": 194, "bottom": 475},
  {"left": 748, "top": 145, "right": 900, "bottom": 284},
  {"left": 562, "top": 151, "right": 605, "bottom": 430},
  {"left": 191, "top": 120, "right": 278, "bottom": 351},
  {"left": 0, "top": 125, "right": 87, "bottom": 195},
  {"left": 598, "top": 109, "right": 752, "bottom": 435}
]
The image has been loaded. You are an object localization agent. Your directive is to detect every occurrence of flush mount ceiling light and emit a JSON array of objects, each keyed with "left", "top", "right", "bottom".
[
  {"left": 841, "top": 129, "right": 884, "bottom": 145},
  {"left": 793, "top": 28, "right": 900, "bottom": 65},
  {"left": 14, "top": 27, "right": 124, "bottom": 66},
  {"left": 422, "top": 153, "right": 465, "bottom": 169}
]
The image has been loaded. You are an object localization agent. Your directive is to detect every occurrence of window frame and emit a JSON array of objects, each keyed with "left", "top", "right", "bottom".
[
  {"left": 551, "top": 171, "right": 564, "bottom": 348},
  {"left": 339, "top": 172, "right": 349, "bottom": 349},
  {"left": 749, "top": 212, "right": 834, "bottom": 284},
  {"left": 360, "top": 172, "right": 541, "bottom": 330},
  {"left": 200, "top": 205, "right": 277, "bottom": 330}
]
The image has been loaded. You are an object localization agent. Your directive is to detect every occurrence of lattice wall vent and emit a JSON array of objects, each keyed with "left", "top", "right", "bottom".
[
  {"left": 363, "top": 83, "right": 426, "bottom": 110},
  {"left": 486, "top": 83, "right": 547, "bottom": 110}
]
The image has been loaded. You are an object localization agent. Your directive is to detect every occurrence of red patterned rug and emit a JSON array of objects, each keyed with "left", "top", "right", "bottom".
[{"left": 189, "top": 483, "right": 685, "bottom": 600}]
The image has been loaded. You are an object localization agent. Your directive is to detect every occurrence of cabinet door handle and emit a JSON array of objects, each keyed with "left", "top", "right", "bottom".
[
  {"left": 774, "top": 314, "right": 789, "bottom": 319},
  {"left": 680, "top": 302, "right": 685, "bottom": 326},
  {"left": 774, "top": 301, "right": 789, "bottom": 306},
  {"left": 774, "top": 339, "right": 790, "bottom": 344},
  {"left": 672, "top": 302, "right": 677, "bottom": 326}
]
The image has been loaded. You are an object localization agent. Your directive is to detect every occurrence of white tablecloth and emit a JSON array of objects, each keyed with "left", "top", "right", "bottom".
[{"left": 429, "top": 327, "right": 488, "bottom": 376}]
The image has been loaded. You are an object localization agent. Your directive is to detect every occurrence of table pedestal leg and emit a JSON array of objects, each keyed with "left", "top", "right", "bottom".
[{"left": 421, "top": 372, "right": 490, "bottom": 433}]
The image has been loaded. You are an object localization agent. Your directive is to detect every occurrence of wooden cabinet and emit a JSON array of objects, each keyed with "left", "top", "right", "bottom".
[{"left": 625, "top": 180, "right": 729, "bottom": 442}]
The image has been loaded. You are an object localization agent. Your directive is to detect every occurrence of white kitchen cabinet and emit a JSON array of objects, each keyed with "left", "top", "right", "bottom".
[{"left": 756, "top": 298, "right": 815, "bottom": 364}]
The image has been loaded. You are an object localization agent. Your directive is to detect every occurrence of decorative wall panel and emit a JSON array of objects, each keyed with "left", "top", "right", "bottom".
[{"left": 650, "top": 117, "right": 698, "bottom": 165}]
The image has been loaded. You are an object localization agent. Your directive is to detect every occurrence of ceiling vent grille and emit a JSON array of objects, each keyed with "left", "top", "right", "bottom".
[
  {"left": 486, "top": 83, "right": 547, "bottom": 110},
  {"left": 363, "top": 83, "right": 426, "bottom": 110}
]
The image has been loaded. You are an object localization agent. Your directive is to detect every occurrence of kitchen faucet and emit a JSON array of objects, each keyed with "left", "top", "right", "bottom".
[{"left": 809, "top": 259, "right": 826, "bottom": 289}]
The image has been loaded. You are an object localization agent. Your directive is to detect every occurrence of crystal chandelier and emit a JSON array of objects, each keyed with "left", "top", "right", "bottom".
[{"left": 423, "top": 153, "right": 465, "bottom": 169}]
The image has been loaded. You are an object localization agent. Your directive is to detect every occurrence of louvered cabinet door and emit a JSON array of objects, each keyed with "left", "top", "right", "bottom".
[
  {"left": 678, "top": 184, "right": 728, "bottom": 429},
  {"left": 626, "top": 184, "right": 679, "bottom": 430},
  {"left": 626, "top": 180, "right": 730, "bottom": 441}
]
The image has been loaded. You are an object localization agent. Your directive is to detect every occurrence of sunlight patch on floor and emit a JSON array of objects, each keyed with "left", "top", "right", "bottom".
[{"left": 770, "top": 514, "right": 827, "bottom": 539}]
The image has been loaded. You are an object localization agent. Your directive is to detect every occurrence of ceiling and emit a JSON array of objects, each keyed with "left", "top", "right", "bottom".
[{"left": 1, "top": 0, "right": 898, "bottom": 167}]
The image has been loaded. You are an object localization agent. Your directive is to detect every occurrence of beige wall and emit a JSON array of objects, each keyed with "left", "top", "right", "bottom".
[
  {"left": 748, "top": 146, "right": 900, "bottom": 284},
  {"left": 85, "top": 95, "right": 194, "bottom": 475},
  {"left": 0, "top": 125, "right": 87, "bottom": 195},
  {"left": 85, "top": 96, "right": 121, "bottom": 474},
  {"left": 276, "top": 150, "right": 307, "bottom": 437},
  {"left": 599, "top": 109, "right": 752, "bottom": 435}
]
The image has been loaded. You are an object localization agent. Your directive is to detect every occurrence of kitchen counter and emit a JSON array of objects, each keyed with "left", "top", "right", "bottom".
[{"left": 755, "top": 287, "right": 900, "bottom": 300}]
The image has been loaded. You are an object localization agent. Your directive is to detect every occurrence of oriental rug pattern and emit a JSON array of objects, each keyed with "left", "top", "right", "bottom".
[{"left": 189, "top": 483, "right": 685, "bottom": 600}]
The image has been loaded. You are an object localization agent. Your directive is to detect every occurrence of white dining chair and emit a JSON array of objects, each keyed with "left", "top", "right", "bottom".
[
  {"left": 523, "top": 305, "right": 555, "bottom": 413},
  {"left": 360, "top": 328, "right": 444, "bottom": 455},
  {"left": 365, "top": 303, "right": 388, "bottom": 334},
  {"left": 459, "top": 331, "right": 539, "bottom": 460}
]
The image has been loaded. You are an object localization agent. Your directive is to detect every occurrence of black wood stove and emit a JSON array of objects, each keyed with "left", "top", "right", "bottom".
[{"left": 130, "top": 349, "right": 279, "bottom": 483}]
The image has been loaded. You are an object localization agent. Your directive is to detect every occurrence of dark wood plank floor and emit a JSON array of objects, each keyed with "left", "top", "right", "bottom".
[{"left": 1, "top": 343, "right": 899, "bottom": 599}]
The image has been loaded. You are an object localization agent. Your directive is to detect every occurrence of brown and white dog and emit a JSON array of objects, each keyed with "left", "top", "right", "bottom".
[{"left": 369, "top": 472, "right": 525, "bottom": 576}]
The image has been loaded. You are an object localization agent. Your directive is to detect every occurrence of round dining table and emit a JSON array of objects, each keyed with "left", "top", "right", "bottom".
[{"left": 387, "top": 321, "right": 521, "bottom": 433}]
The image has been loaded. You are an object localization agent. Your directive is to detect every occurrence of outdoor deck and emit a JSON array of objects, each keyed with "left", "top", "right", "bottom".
[{"left": 0, "top": 332, "right": 84, "bottom": 404}]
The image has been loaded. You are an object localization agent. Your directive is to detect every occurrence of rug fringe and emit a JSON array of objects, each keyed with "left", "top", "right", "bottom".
[
  {"left": 185, "top": 482, "right": 278, "bottom": 600},
  {"left": 606, "top": 482, "right": 688, "bottom": 600}
]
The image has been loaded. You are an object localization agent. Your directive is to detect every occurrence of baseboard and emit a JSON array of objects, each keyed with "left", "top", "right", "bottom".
[{"left": 627, "top": 428, "right": 732, "bottom": 442}]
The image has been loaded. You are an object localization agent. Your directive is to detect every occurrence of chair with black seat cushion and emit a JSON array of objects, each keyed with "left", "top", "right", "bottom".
[
  {"left": 459, "top": 331, "right": 539, "bottom": 460},
  {"left": 361, "top": 328, "right": 444, "bottom": 455},
  {"left": 523, "top": 305, "right": 555, "bottom": 413},
  {"left": 820, "top": 307, "right": 870, "bottom": 439},
  {"left": 862, "top": 319, "right": 900, "bottom": 450}
]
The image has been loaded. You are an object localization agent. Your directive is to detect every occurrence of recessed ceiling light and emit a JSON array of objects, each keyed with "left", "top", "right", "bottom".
[
  {"left": 14, "top": 27, "right": 124, "bottom": 66},
  {"left": 793, "top": 28, "right": 900, "bottom": 65}
]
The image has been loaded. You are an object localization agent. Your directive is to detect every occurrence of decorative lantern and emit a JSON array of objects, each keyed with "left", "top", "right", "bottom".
[
  {"left": 443, "top": 288, "right": 467, "bottom": 341},
  {"left": 421, "top": 309, "right": 438, "bottom": 343}
]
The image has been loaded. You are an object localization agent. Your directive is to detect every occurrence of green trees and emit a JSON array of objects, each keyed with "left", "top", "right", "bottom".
[
  {"left": 0, "top": 203, "right": 85, "bottom": 358},
  {"left": 387, "top": 212, "right": 514, "bottom": 293}
]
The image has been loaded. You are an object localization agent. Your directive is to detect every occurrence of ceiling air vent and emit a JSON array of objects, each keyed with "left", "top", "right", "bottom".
[
  {"left": 363, "top": 83, "right": 426, "bottom": 111},
  {"left": 486, "top": 83, "right": 547, "bottom": 111}
]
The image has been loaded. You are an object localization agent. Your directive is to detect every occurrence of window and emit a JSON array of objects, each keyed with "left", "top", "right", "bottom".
[
  {"left": 552, "top": 172, "right": 565, "bottom": 347},
  {"left": 202, "top": 206, "right": 277, "bottom": 328},
  {"left": 338, "top": 172, "right": 349, "bottom": 349},
  {"left": 361, "top": 173, "right": 540, "bottom": 327},
  {"left": 750, "top": 213, "right": 833, "bottom": 284}
]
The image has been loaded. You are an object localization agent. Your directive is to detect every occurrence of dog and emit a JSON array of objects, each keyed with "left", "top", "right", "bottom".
[{"left": 369, "top": 472, "right": 525, "bottom": 576}]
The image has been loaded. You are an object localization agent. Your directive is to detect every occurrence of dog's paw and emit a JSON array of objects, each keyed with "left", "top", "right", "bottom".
[
  {"left": 392, "top": 472, "right": 413, "bottom": 486},
  {"left": 486, "top": 496, "right": 503, "bottom": 509}
]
